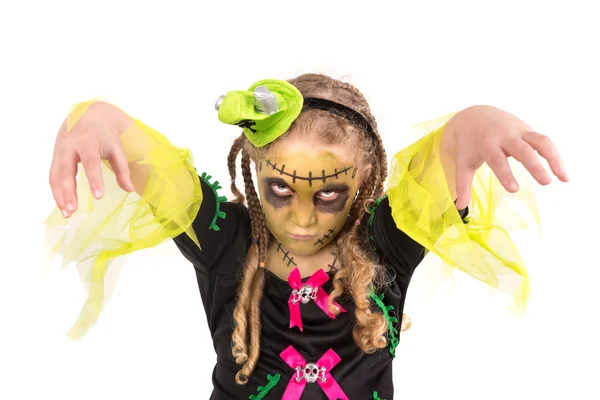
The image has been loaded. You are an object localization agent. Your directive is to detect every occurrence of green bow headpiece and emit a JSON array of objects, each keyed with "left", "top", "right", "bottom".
[
  {"left": 216, "top": 79, "right": 378, "bottom": 148},
  {"left": 215, "top": 79, "right": 304, "bottom": 148}
]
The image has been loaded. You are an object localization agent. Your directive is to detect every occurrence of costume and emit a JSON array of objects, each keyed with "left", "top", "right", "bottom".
[
  {"left": 45, "top": 79, "right": 538, "bottom": 399},
  {"left": 171, "top": 176, "right": 437, "bottom": 398}
]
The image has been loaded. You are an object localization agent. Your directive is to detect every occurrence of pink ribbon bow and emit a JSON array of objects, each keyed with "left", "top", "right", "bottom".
[
  {"left": 288, "top": 267, "right": 346, "bottom": 331},
  {"left": 280, "top": 345, "right": 348, "bottom": 400}
]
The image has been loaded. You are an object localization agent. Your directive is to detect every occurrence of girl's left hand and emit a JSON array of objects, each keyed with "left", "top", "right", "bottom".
[{"left": 446, "top": 105, "right": 569, "bottom": 210}]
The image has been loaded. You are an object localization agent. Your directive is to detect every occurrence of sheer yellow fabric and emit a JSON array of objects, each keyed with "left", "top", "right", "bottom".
[
  {"left": 44, "top": 100, "right": 202, "bottom": 339},
  {"left": 387, "top": 113, "right": 539, "bottom": 311}
]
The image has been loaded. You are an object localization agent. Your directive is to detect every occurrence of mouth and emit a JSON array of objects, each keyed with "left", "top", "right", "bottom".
[{"left": 288, "top": 234, "right": 317, "bottom": 241}]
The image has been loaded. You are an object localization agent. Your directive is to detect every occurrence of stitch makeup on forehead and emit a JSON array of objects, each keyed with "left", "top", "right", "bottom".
[
  {"left": 259, "top": 153, "right": 357, "bottom": 213},
  {"left": 260, "top": 143, "right": 358, "bottom": 183},
  {"left": 260, "top": 160, "right": 357, "bottom": 187}
]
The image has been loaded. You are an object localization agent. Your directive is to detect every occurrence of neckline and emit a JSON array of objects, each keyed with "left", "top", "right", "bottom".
[{"left": 263, "top": 267, "right": 335, "bottom": 286}]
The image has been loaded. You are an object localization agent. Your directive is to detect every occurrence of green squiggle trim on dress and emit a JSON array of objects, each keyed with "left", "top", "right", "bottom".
[
  {"left": 249, "top": 374, "right": 281, "bottom": 400},
  {"left": 370, "top": 291, "right": 399, "bottom": 358},
  {"left": 200, "top": 172, "right": 227, "bottom": 231},
  {"left": 367, "top": 194, "right": 388, "bottom": 240},
  {"left": 373, "top": 391, "right": 387, "bottom": 400}
]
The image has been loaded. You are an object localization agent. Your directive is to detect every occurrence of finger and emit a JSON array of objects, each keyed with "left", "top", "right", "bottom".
[
  {"left": 522, "top": 131, "right": 569, "bottom": 182},
  {"left": 455, "top": 157, "right": 477, "bottom": 210},
  {"left": 79, "top": 144, "right": 105, "bottom": 199},
  {"left": 107, "top": 143, "right": 135, "bottom": 193},
  {"left": 503, "top": 139, "right": 552, "bottom": 185},
  {"left": 485, "top": 150, "right": 519, "bottom": 193},
  {"left": 49, "top": 151, "right": 79, "bottom": 217}
]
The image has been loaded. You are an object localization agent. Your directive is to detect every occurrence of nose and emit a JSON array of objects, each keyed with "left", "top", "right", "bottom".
[{"left": 291, "top": 200, "right": 317, "bottom": 228}]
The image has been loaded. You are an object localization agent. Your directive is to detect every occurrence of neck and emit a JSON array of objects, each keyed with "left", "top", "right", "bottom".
[{"left": 265, "top": 240, "right": 338, "bottom": 281}]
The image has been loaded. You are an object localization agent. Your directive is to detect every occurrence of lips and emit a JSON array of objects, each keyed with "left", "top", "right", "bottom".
[{"left": 288, "top": 234, "right": 317, "bottom": 241}]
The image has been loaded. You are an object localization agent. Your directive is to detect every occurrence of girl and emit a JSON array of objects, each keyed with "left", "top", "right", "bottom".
[{"left": 46, "top": 73, "right": 567, "bottom": 399}]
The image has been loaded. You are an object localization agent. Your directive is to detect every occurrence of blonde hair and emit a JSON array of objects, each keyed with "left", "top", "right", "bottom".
[{"left": 226, "top": 74, "right": 390, "bottom": 384}]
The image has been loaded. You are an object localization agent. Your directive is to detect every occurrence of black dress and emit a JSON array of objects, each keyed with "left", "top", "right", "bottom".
[{"left": 173, "top": 177, "right": 451, "bottom": 399}]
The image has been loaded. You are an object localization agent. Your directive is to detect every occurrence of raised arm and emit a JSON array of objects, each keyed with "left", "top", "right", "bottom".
[
  {"left": 381, "top": 107, "right": 567, "bottom": 311},
  {"left": 46, "top": 99, "right": 207, "bottom": 339}
]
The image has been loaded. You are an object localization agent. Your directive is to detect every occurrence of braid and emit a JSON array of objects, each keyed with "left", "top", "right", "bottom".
[
  {"left": 372, "top": 139, "right": 387, "bottom": 197},
  {"left": 227, "top": 134, "right": 246, "bottom": 204},
  {"left": 232, "top": 147, "right": 269, "bottom": 384}
]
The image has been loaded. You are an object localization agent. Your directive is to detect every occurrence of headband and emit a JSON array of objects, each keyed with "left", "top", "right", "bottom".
[{"left": 215, "top": 79, "right": 376, "bottom": 148}]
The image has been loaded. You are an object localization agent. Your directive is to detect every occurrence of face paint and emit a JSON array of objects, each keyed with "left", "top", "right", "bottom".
[
  {"left": 274, "top": 240, "right": 298, "bottom": 267},
  {"left": 327, "top": 252, "right": 339, "bottom": 270},
  {"left": 257, "top": 139, "right": 360, "bottom": 257},
  {"left": 314, "top": 227, "right": 337, "bottom": 247},
  {"left": 314, "top": 187, "right": 349, "bottom": 214},
  {"left": 263, "top": 177, "right": 293, "bottom": 209}
]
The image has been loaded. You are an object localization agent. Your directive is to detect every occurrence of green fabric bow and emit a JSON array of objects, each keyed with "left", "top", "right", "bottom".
[{"left": 216, "top": 79, "right": 304, "bottom": 148}]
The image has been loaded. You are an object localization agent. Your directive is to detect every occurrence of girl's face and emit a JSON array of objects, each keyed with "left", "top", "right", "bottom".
[{"left": 256, "top": 138, "right": 360, "bottom": 256}]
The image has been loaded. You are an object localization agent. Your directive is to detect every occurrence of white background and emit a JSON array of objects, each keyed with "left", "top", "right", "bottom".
[{"left": 1, "top": 1, "right": 599, "bottom": 399}]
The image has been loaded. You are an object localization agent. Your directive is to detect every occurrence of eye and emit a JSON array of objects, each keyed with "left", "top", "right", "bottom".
[
  {"left": 271, "top": 183, "right": 292, "bottom": 196},
  {"left": 317, "top": 189, "right": 339, "bottom": 201}
]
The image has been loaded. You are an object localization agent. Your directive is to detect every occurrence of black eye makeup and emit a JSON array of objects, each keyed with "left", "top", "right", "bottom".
[
  {"left": 315, "top": 190, "right": 349, "bottom": 213},
  {"left": 263, "top": 177, "right": 293, "bottom": 209},
  {"left": 313, "top": 183, "right": 350, "bottom": 213},
  {"left": 262, "top": 177, "right": 351, "bottom": 212}
]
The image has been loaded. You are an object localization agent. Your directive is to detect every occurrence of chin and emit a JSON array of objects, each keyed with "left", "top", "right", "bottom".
[{"left": 278, "top": 237, "right": 326, "bottom": 256}]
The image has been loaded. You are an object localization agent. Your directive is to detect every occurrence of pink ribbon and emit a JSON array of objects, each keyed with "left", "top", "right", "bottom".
[
  {"left": 280, "top": 345, "right": 348, "bottom": 400},
  {"left": 287, "top": 267, "right": 346, "bottom": 331}
]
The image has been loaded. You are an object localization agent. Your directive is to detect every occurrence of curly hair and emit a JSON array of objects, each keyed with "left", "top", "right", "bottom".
[{"left": 226, "top": 73, "right": 391, "bottom": 384}]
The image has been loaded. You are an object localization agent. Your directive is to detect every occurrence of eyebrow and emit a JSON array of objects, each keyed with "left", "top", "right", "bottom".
[{"left": 263, "top": 177, "right": 350, "bottom": 192}]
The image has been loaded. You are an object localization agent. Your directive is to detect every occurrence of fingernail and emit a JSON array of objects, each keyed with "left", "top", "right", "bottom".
[
  {"left": 66, "top": 203, "right": 75, "bottom": 212},
  {"left": 93, "top": 189, "right": 104, "bottom": 199},
  {"left": 61, "top": 209, "right": 70, "bottom": 218}
]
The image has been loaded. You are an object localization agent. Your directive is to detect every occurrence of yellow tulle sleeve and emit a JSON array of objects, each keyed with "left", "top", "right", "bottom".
[
  {"left": 386, "top": 113, "right": 539, "bottom": 311},
  {"left": 44, "top": 99, "right": 202, "bottom": 339}
]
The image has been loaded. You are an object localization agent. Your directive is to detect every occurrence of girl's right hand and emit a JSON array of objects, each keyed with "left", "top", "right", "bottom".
[{"left": 49, "top": 101, "right": 135, "bottom": 218}]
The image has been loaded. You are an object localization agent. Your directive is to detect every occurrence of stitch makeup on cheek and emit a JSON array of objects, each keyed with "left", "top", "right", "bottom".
[
  {"left": 314, "top": 227, "right": 337, "bottom": 247},
  {"left": 275, "top": 239, "right": 297, "bottom": 267}
]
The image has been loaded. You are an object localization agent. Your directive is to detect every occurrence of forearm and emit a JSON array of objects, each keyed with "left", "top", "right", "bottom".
[{"left": 407, "top": 111, "right": 460, "bottom": 202}]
